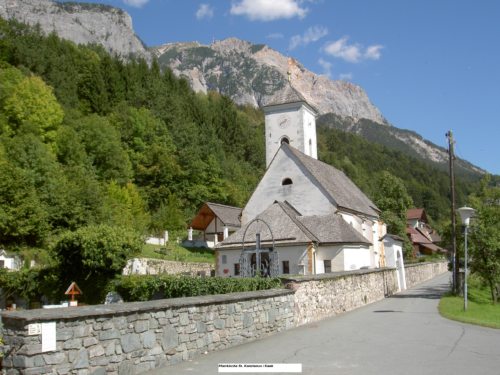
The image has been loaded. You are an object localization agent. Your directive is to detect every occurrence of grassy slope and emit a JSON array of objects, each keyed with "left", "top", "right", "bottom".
[
  {"left": 139, "top": 243, "right": 215, "bottom": 264},
  {"left": 438, "top": 277, "right": 500, "bottom": 329}
]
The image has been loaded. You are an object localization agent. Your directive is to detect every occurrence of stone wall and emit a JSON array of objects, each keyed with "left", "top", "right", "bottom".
[
  {"left": 1, "top": 290, "right": 294, "bottom": 374},
  {"left": 1, "top": 263, "right": 447, "bottom": 374},
  {"left": 283, "top": 268, "right": 398, "bottom": 325},
  {"left": 123, "top": 258, "right": 214, "bottom": 276},
  {"left": 404, "top": 261, "right": 448, "bottom": 289}
]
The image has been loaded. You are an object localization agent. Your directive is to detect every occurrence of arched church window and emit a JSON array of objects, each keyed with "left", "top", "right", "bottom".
[
  {"left": 281, "top": 137, "right": 290, "bottom": 145},
  {"left": 282, "top": 178, "right": 293, "bottom": 186}
]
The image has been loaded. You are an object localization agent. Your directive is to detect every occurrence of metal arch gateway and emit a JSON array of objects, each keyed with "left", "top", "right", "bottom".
[{"left": 239, "top": 218, "right": 280, "bottom": 277}]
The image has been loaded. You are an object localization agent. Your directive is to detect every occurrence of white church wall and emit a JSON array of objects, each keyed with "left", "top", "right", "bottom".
[
  {"left": 217, "top": 249, "right": 241, "bottom": 277},
  {"left": 217, "top": 245, "right": 309, "bottom": 277},
  {"left": 242, "top": 149, "right": 336, "bottom": 224},
  {"left": 264, "top": 102, "right": 317, "bottom": 167},
  {"left": 315, "top": 245, "right": 343, "bottom": 272},
  {"left": 301, "top": 107, "right": 317, "bottom": 159},
  {"left": 384, "top": 237, "right": 406, "bottom": 291},
  {"left": 344, "top": 246, "right": 371, "bottom": 270}
]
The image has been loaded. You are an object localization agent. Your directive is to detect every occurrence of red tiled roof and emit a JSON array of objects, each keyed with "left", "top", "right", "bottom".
[{"left": 407, "top": 208, "right": 425, "bottom": 220}]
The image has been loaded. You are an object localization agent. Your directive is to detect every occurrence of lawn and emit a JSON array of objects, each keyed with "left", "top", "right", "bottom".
[
  {"left": 438, "top": 276, "right": 500, "bottom": 329},
  {"left": 138, "top": 243, "right": 215, "bottom": 264}
]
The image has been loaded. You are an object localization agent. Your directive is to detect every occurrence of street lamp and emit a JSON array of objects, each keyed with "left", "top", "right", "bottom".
[{"left": 458, "top": 206, "right": 475, "bottom": 311}]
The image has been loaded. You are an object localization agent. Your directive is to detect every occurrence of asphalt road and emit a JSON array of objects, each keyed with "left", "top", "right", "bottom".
[{"left": 147, "top": 273, "right": 500, "bottom": 375}]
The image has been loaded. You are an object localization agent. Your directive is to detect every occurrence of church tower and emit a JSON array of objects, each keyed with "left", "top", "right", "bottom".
[{"left": 263, "top": 85, "right": 318, "bottom": 168}]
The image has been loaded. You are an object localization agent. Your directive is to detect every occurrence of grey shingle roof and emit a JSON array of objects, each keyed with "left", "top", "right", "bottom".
[
  {"left": 217, "top": 201, "right": 370, "bottom": 249},
  {"left": 206, "top": 202, "right": 242, "bottom": 227},
  {"left": 284, "top": 144, "right": 380, "bottom": 217},
  {"left": 263, "top": 83, "right": 319, "bottom": 113},
  {"left": 264, "top": 83, "right": 307, "bottom": 107},
  {"left": 297, "top": 215, "right": 371, "bottom": 244}
]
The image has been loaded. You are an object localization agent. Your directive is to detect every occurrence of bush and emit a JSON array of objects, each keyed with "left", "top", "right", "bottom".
[
  {"left": 111, "top": 275, "right": 282, "bottom": 302},
  {"left": 54, "top": 224, "right": 143, "bottom": 303}
]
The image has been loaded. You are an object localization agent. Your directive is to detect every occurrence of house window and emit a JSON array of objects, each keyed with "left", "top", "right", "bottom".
[
  {"left": 221, "top": 255, "right": 227, "bottom": 264},
  {"left": 282, "top": 261, "right": 290, "bottom": 274},
  {"left": 281, "top": 136, "right": 290, "bottom": 145},
  {"left": 234, "top": 263, "right": 240, "bottom": 276},
  {"left": 282, "top": 178, "right": 293, "bottom": 186},
  {"left": 324, "top": 259, "right": 332, "bottom": 273},
  {"left": 0, "top": 260, "right": 4, "bottom": 268}
]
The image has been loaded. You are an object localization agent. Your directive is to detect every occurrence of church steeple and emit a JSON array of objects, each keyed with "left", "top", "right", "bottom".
[{"left": 263, "top": 84, "right": 318, "bottom": 168}]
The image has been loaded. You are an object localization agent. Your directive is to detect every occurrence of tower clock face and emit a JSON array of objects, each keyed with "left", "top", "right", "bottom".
[{"left": 278, "top": 115, "right": 289, "bottom": 129}]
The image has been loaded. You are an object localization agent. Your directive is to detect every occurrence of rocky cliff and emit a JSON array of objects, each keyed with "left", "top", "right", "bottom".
[
  {"left": 154, "top": 38, "right": 387, "bottom": 124},
  {"left": 0, "top": 0, "right": 150, "bottom": 60}
]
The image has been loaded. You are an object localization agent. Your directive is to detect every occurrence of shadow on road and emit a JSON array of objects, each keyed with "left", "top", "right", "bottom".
[{"left": 389, "top": 283, "right": 450, "bottom": 300}]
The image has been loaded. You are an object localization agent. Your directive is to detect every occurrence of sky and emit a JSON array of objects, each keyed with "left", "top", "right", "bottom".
[{"left": 70, "top": 0, "right": 500, "bottom": 175}]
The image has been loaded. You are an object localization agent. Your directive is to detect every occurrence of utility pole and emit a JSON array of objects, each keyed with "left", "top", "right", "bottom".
[{"left": 446, "top": 130, "right": 458, "bottom": 294}]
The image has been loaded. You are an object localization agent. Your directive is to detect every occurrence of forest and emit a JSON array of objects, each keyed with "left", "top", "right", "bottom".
[{"left": 0, "top": 18, "right": 489, "bottom": 303}]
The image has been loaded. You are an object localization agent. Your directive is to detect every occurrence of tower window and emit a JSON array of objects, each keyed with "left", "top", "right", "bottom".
[
  {"left": 282, "top": 178, "right": 293, "bottom": 186},
  {"left": 281, "top": 137, "right": 290, "bottom": 145}
]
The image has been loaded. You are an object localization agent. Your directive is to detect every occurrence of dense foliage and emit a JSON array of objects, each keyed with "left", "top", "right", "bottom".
[
  {"left": 111, "top": 274, "right": 282, "bottom": 302},
  {"left": 468, "top": 176, "right": 500, "bottom": 303},
  {"left": 0, "top": 18, "right": 265, "bottom": 251}
]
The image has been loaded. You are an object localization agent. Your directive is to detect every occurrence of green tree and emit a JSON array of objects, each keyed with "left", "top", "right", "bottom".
[
  {"left": 373, "top": 171, "right": 414, "bottom": 258},
  {"left": 102, "top": 181, "right": 150, "bottom": 234},
  {"left": 469, "top": 176, "right": 500, "bottom": 303},
  {"left": 4, "top": 75, "right": 64, "bottom": 142},
  {"left": 0, "top": 159, "right": 49, "bottom": 246},
  {"left": 54, "top": 224, "right": 143, "bottom": 303}
]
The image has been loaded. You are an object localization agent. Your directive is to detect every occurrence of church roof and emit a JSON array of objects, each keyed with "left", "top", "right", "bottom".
[
  {"left": 283, "top": 144, "right": 380, "bottom": 217},
  {"left": 217, "top": 201, "right": 370, "bottom": 249},
  {"left": 190, "top": 202, "right": 242, "bottom": 231},
  {"left": 263, "top": 83, "right": 318, "bottom": 113}
]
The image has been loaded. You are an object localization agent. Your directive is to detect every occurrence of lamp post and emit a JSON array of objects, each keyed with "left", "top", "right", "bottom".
[{"left": 458, "top": 206, "right": 475, "bottom": 311}]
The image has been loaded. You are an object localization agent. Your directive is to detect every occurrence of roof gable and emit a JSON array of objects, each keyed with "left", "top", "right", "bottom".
[
  {"left": 190, "top": 202, "right": 242, "bottom": 230},
  {"left": 407, "top": 208, "right": 427, "bottom": 222},
  {"left": 263, "top": 83, "right": 317, "bottom": 113},
  {"left": 219, "top": 201, "right": 370, "bottom": 248},
  {"left": 283, "top": 144, "right": 380, "bottom": 217}
]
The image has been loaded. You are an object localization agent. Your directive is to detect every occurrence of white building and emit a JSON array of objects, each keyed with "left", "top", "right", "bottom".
[
  {"left": 0, "top": 249, "right": 22, "bottom": 271},
  {"left": 216, "top": 84, "right": 387, "bottom": 276},
  {"left": 187, "top": 202, "right": 242, "bottom": 248}
]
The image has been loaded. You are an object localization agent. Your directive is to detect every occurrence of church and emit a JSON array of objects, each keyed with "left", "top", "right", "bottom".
[{"left": 215, "top": 84, "right": 400, "bottom": 278}]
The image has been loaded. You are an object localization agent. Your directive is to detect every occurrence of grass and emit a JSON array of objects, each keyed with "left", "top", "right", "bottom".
[
  {"left": 138, "top": 243, "right": 215, "bottom": 264},
  {"left": 438, "top": 276, "right": 500, "bottom": 329}
]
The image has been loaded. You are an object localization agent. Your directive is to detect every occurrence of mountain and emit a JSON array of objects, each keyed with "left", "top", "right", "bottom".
[
  {"left": 0, "top": 0, "right": 150, "bottom": 60},
  {"left": 317, "top": 113, "right": 485, "bottom": 177},
  {"left": 153, "top": 38, "right": 386, "bottom": 124}
]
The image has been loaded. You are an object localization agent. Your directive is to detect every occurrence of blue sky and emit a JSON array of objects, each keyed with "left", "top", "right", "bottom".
[{"left": 71, "top": 0, "right": 499, "bottom": 175}]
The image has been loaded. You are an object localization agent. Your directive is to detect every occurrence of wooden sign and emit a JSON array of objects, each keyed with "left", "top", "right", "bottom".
[{"left": 64, "top": 281, "right": 83, "bottom": 301}]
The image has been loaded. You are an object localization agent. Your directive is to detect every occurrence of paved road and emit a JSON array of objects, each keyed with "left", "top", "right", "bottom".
[{"left": 147, "top": 273, "right": 500, "bottom": 375}]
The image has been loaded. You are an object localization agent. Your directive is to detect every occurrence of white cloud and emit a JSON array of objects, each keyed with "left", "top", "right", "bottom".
[
  {"left": 324, "top": 37, "right": 383, "bottom": 63},
  {"left": 364, "top": 45, "right": 383, "bottom": 60},
  {"left": 289, "top": 25, "right": 328, "bottom": 50},
  {"left": 230, "top": 0, "right": 308, "bottom": 21},
  {"left": 122, "top": 0, "right": 149, "bottom": 8},
  {"left": 318, "top": 58, "right": 332, "bottom": 78},
  {"left": 339, "top": 73, "right": 353, "bottom": 80},
  {"left": 196, "top": 4, "right": 214, "bottom": 20}
]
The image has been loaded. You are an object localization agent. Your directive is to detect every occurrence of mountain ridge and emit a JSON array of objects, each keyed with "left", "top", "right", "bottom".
[
  {"left": 154, "top": 37, "right": 388, "bottom": 125},
  {"left": 0, "top": 0, "right": 150, "bottom": 60}
]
